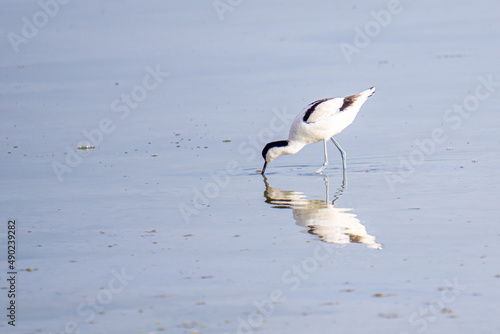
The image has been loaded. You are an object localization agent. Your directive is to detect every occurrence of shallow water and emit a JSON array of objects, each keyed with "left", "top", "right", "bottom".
[{"left": 1, "top": 1, "right": 500, "bottom": 333}]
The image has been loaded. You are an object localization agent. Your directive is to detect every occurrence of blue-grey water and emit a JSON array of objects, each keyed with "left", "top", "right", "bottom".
[{"left": 1, "top": 1, "right": 500, "bottom": 333}]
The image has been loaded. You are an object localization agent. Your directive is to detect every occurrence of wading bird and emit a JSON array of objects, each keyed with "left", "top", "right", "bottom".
[{"left": 261, "top": 87, "right": 375, "bottom": 175}]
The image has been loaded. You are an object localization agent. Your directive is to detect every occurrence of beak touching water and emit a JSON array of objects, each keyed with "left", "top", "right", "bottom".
[{"left": 261, "top": 161, "right": 267, "bottom": 175}]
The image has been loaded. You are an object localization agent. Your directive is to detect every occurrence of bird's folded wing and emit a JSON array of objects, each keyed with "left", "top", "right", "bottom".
[{"left": 303, "top": 97, "right": 344, "bottom": 123}]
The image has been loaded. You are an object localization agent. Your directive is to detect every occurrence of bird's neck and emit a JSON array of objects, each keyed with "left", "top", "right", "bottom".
[{"left": 282, "top": 140, "right": 307, "bottom": 155}]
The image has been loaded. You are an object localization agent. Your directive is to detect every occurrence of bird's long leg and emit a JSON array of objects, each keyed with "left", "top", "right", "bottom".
[
  {"left": 315, "top": 140, "right": 329, "bottom": 174},
  {"left": 331, "top": 137, "right": 347, "bottom": 183}
]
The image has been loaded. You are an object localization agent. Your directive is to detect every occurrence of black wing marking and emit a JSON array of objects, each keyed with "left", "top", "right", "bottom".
[
  {"left": 303, "top": 98, "right": 332, "bottom": 123},
  {"left": 339, "top": 94, "right": 360, "bottom": 111}
]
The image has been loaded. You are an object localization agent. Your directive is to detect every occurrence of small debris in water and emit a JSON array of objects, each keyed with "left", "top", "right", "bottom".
[
  {"left": 378, "top": 312, "right": 399, "bottom": 319},
  {"left": 151, "top": 154, "right": 158, "bottom": 157},
  {"left": 77, "top": 145, "right": 95, "bottom": 150},
  {"left": 223, "top": 139, "right": 231, "bottom": 142},
  {"left": 373, "top": 293, "right": 397, "bottom": 297}
]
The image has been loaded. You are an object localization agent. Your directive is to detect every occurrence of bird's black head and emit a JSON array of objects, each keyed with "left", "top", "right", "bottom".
[
  {"left": 262, "top": 140, "right": 289, "bottom": 160},
  {"left": 261, "top": 140, "right": 289, "bottom": 174}
]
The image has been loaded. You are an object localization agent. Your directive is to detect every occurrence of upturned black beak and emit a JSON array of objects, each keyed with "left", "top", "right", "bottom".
[{"left": 261, "top": 161, "right": 267, "bottom": 175}]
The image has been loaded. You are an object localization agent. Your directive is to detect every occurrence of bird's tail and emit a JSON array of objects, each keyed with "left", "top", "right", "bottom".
[
  {"left": 365, "top": 86, "right": 376, "bottom": 97},
  {"left": 341, "top": 87, "right": 375, "bottom": 111}
]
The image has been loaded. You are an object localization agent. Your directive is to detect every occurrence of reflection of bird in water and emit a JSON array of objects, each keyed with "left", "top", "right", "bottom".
[{"left": 263, "top": 175, "right": 382, "bottom": 250}]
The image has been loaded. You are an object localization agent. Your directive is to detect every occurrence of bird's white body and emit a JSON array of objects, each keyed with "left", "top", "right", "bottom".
[{"left": 262, "top": 87, "right": 375, "bottom": 174}]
